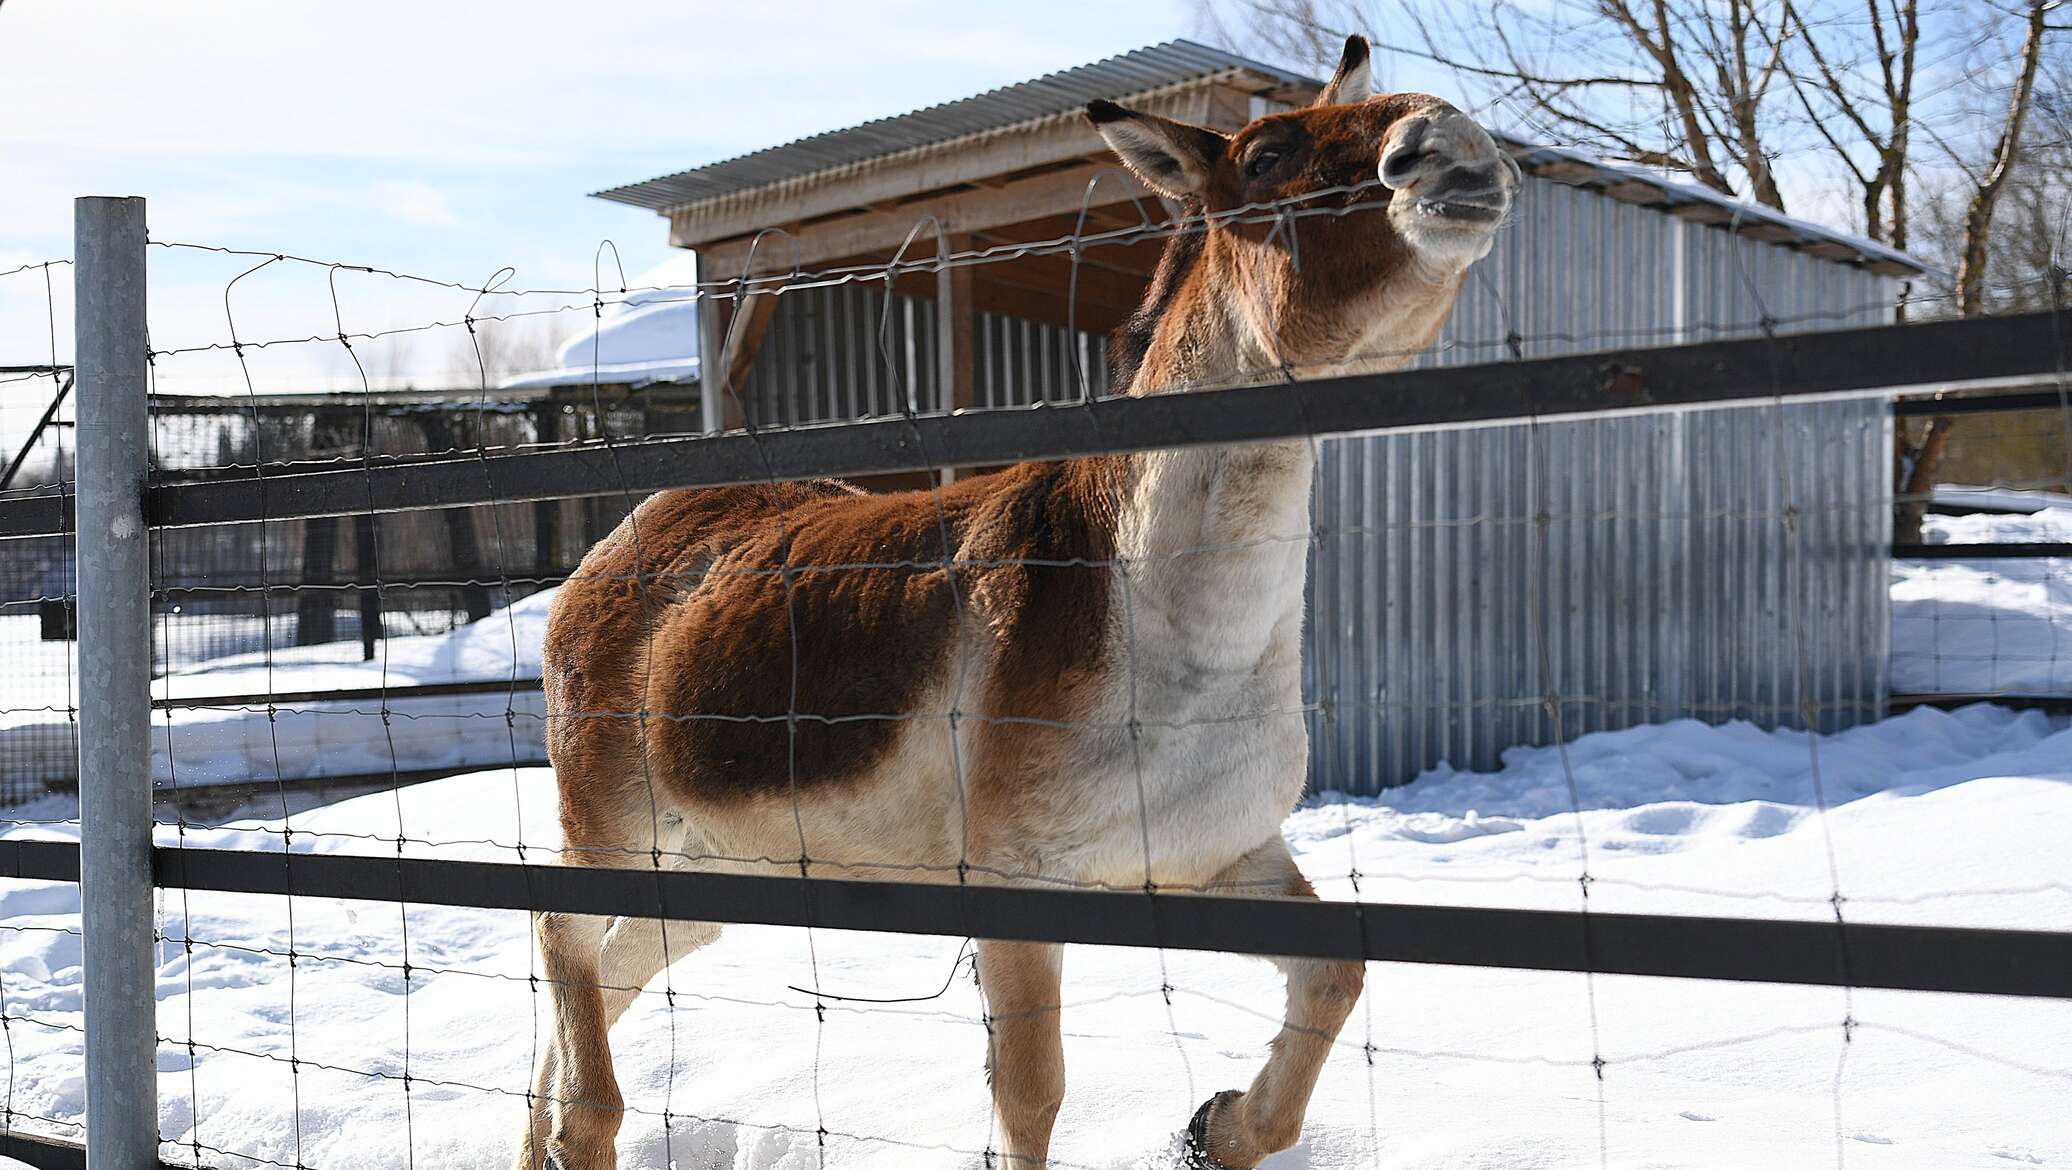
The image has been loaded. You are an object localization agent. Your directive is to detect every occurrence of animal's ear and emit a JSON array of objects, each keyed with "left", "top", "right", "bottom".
[
  {"left": 1085, "top": 100, "right": 1229, "bottom": 200},
  {"left": 1313, "top": 34, "right": 1375, "bottom": 106}
]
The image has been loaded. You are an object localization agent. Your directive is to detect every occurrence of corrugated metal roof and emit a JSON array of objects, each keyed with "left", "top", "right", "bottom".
[
  {"left": 595, "top": 39, "right": 1927, "bottom": 275},
  {"left": 593, "top": 40, "right": 1309, "bottom": 213},
  {"left": 1500, "top": 138, "right": 1929, "bottom": 276}
]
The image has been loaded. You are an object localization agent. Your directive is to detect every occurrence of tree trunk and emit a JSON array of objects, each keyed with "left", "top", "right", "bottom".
[
  {"left": 1894, "top": 415, "right": 1952, "bottom": 546},
  {"left": 1901, "top": 0, "right": 2044, "bottom": 543},
  {"left": 1954, "top": 0, "right": 2050, "bottom": 316}
]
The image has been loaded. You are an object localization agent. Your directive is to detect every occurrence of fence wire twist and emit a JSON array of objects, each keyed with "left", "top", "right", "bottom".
[{"left": 1, "top": 160, "right": 2070, "bottom": 1170}]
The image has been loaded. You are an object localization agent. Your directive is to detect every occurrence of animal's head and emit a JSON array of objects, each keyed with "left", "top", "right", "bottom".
[{"left": 1089, "top": 35, "right": 1521, "bottom": 386}]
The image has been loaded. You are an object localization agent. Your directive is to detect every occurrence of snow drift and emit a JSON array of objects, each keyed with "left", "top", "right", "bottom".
[{"left": 3, "top": 704, "right": 2069, "bottom": 1168}]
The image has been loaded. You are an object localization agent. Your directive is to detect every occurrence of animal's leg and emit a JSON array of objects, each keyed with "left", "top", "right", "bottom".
[
  {"left": 976, "top": 940, "right": 1067, "bottom": 1169},
  {"left": 1183, "top": 839, "right": 1364, "bottom": 1169},
  {"left": 595, "top": 910, "right": 722, "bottom": 1030},
  {"left": 516, "top": 816, "right": 715, "bottom": 1170},
  {"left": 519, "top": 902, "right": 616, "bottom": 1170},
  {"left": 516, "top": 913, "right": 565, "bottom": 1170}
]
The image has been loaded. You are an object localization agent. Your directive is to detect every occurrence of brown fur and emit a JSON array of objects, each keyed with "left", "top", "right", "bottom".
[
  {"left": 545, "top": 458, "right": 1127, "bottom": 813},
  {"left": 522, "top": 35, "right": 1515, "bottom": 1169}
]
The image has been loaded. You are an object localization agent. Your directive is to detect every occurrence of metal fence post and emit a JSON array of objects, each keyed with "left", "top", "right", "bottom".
[{"left": 75, "top": 195, "right": 158, "bottom": 1168}]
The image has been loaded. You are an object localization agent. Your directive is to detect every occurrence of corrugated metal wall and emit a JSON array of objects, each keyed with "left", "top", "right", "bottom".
[
  {"left": 743, "top": 283, "right": 1106, "bottom": 423},
  {"left": 1306, "top": 178, "right": 1899, "bottom": 790},
  {"left": 741, "top": 283, "right": 936, "bottom": 425},
  {"left": 1306, "top": 400, "right": 1892, "bottom": 788},
  {"left": 737, "top": 176, "right": 1900, "bottom": 793}
]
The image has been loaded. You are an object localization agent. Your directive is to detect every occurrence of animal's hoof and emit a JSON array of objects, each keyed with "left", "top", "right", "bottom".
[{"left": 1181, "top": 1090, "right": 1244, "bottom": 1168}]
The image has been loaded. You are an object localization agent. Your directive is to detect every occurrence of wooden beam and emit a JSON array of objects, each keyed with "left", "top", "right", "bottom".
[
  {"left": 935, "top": 233, "right": 979, "bottom": 482},
  {"left": 696, "top": 163, "right": 1159, "bottom": 276},
  {"left": 965, "top": 231, "right": 1157, "bottom": 283},
  {"left": 971, "top": 274, "right": 1137, "bottom": 335},
  {"left": 692, "top": 251, "right": 739, "bottom": 434},
  {"left": 862, "top": 235, "right": 1147, "bottom": 332},
  {"left": 665, "top": 78, "right": 1273, "bottom": 248},
  {"left": 936, "top": 233, "right": 977, "bottom": 416},
  {"left": 721, "top": 289, "right": 781, "bottom": 422}
]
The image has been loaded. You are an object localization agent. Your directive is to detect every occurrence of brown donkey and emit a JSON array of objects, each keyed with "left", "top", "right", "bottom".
[{"left": 518, "top": 35, "right": 1518, "bottom": 1170}]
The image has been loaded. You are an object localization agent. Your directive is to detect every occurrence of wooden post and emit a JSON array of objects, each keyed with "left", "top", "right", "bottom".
[
  {"left": 355, "top": 513, "right": 379, "bottom": 662},
  {"left": 935, "top": 232, "right": 977, "bottom": 480},
  {"left": 294, "top": 516, "right": 338, "bottom": 645},
  {"left": 295, "top": 407, "right": 355, "bottom": 646},
  {"left": 416, "top": 411, "right": 494, "bottom": 623},
  {"left": 692, "top": 251, "right": 744, "bottom": 435},
  {"left": 531, "top": 399, "right": 561, "bottom": 577},
  {"left": 722, "top": 291, "right": 780, "bottom": 424}
]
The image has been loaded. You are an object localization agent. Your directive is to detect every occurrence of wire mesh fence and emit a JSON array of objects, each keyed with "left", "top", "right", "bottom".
[
  {"left": 0, "top": 259, "right": 87, "bottom": 1164},
  {"left": 3, "top": 94, "right": 2072, "bottom": 1170},
  {"left": 1889, "top": 389, "right": 2072, "bottom": 708}
]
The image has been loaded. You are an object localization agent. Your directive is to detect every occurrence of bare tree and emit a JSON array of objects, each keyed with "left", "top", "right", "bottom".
[
  {"left": 1197, "top": 0, "right": 1360, "bottom": 76},
  {"left": 1900, "top": 37, "right": 2069, "bottom": 531},
  {"left": 1952, "top": 1, "right": 2060, "bottom": 314},
  {"left": 1200, "top": 0, "right": 2066, "bottom": 539},
  {"left": 1779, "top": 0, "right": 1921, "bottom": 252},
  {"left": 1921, "top": 73, "right": 2070, "bottom": 315}
]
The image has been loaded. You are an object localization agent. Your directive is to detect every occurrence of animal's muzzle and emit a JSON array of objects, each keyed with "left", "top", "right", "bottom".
[
  {"left": 1378, "top": 108, "right": 1521, "bottom": 224},
  {"left": 1415, "top": 163, "right": 1511, "bottom": 216}
]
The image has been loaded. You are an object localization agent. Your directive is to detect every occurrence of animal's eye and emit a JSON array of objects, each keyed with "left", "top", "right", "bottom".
[{"left": 1245, "top": 149, "right": 1282, "bottom": 179}]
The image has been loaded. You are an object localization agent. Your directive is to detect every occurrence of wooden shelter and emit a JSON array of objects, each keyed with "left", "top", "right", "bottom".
[
  {"left": 593, "top": 41, "right": 1930, "bottom": 789},
  {"left": 596, "top": 41, "right": 1920, "bottom": 437},
  {"left": 597, "top": 42, "right": 1319, "bottom": 433}
]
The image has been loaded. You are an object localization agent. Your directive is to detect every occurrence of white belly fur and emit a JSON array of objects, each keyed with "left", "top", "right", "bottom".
[
  {"left": 680, "top": 441, "right": 1317, "bottom": 893},
  {"left": 1040, "top": 439, "right": 1316, "bottom": 887}
]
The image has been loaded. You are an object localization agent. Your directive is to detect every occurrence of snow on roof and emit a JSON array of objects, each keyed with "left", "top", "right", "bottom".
[
  {"left": 498, "top": 253, "right": 701, "bottom": 390},
  {"left": 597, "top": 39, "right": 1927, "bottom": 277},
  {"left": 1500, "top": 138, "right": 1930, "bottom": 277},
  {"left": 594, "top": 41, "right": 1309, "bottom": 213}
]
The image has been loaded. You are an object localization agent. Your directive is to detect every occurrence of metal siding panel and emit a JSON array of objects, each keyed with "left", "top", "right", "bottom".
[{"left": 1305, "top": 180, "right": 1894, "bottom": 792}]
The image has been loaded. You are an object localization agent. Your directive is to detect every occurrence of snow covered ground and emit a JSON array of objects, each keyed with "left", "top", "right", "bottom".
[
  {"left": 3, "top": 703, "right": 2070, "bottom": 1168},
  {"left": 0, "top": 590, "right": 553, "bottom": 790},
  {"left": 1893, "top": 504, "right": 2072, "bottom": 696},
  {"left": 1, "top": 498, "right": 2068, "bottom": 1166}
]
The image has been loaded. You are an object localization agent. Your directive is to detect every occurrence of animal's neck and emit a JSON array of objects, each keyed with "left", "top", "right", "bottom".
[
  {"left": 1100, "top": 238, "right": 1462, "bottom": 673},
  {"left": 1106, "top": 281, "right": 1315, "bottom": 674}
]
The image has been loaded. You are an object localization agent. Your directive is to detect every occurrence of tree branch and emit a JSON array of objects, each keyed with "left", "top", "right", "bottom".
[{"left": 1956, "top": 0, "right": 2053, "bottom": 314}]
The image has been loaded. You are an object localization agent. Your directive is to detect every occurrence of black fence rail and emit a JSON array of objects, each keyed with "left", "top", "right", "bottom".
[
  {"left": 6, "top": 310, "right": 2069, "bottom": 540},
  {"left": 14, "top": 296, "right": 2072, "bottom": 1170},
  {"left": 1894, "top": 540, "right": 2072, "bottom": 557},
  {"left": 8, "top": 310, "right": 2070, "bottom": 964},
  {"left": 1, "top": 837, "right": 2068, "bottom": 999}
]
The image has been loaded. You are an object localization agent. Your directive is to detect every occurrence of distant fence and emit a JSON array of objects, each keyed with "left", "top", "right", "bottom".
[
  {"left": 4, "top": 196, "right": 2071, "bottom": 1170},
  {"left": 0, "top": 384, "right": 709, "bottom": 800},
  {"left": 1888, "top": 387, "right": 2072, "bottom": 714}
]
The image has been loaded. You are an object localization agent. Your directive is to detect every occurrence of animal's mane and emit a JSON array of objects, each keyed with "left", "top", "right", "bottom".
[{"left": 1106, "top": 198, "right": 1206, "bottom": 392}]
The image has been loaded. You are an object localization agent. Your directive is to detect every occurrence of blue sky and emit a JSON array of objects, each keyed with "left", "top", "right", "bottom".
[{"left": 2, "top": 0, "right": 1214, "bottom": 396}]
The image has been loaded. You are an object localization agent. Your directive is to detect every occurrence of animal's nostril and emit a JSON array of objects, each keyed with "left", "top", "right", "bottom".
[
  {"left": 1383, "top": 149, "right": 1428, "bottom": 186},
  {"left": 1384, "top": 150, "right": 1433, "bottom": 187},
  {"left": 1381, "top": 117, "right": 1431, "bottom": 185}
]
